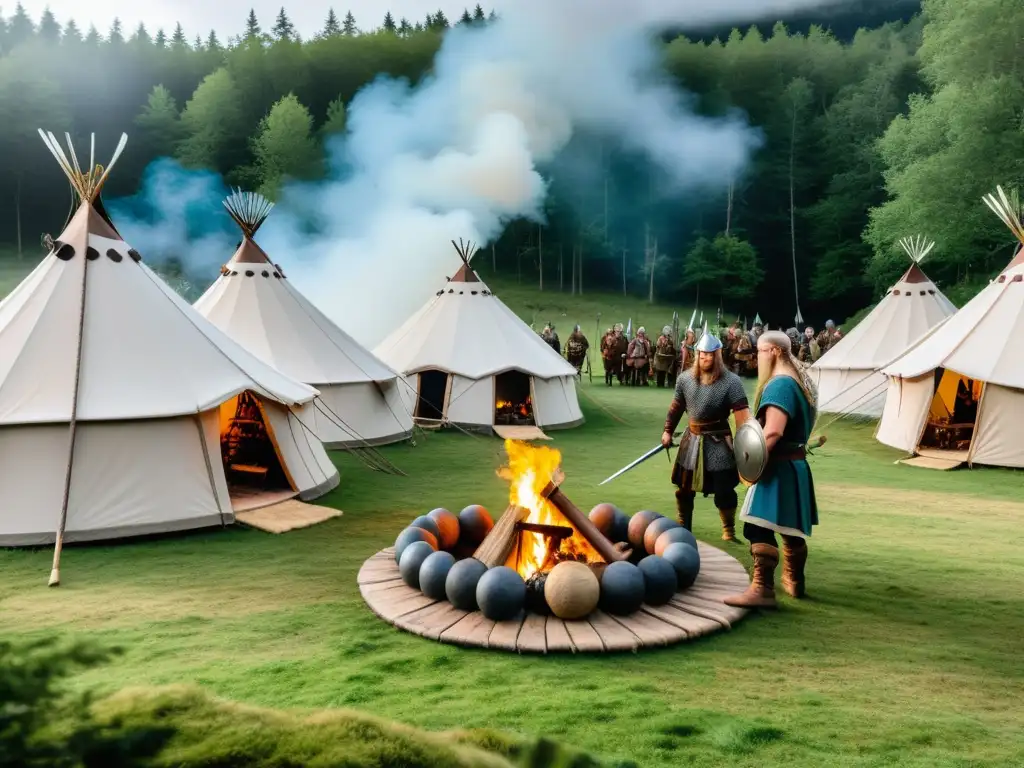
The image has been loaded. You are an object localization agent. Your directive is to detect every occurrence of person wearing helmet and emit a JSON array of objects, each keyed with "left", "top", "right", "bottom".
[
  {"left": 565, "top": 324, "right": 589, "bottom": 374},
  {"left": 599, "top": 327, "right": 617, "bottom": 385},
  {"left": 661, "top": 324, "right": 751, "bottom": 540},
  {"left": 612, "top": 323, "right": 629, "bottom": 384},
  {"left": 653, "top": 325, "right": 677, "bottom": 388},
  {"left": 626, "top": 327, "right": 651, "bottom": 386},
  {"left": 815, "top": 319, "right": 841, "bottom": 355},
  {"left": 540, "top": 323, "right": 560, "bottom": 354}
]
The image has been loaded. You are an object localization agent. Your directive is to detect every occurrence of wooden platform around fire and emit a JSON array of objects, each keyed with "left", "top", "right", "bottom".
[{"left": 357, "top": 542, "right": 752, "bottom": 653}]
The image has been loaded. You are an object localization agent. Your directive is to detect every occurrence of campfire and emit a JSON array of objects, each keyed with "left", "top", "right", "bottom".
[
  {"left": 476, "top": 440, "right": 629, "bottom": 579},
  {"left": 382, "top": 438, "right": 705, "bottom": 629},
  {"left": 494, "top": 396, "right": 533, "bottom": 425}
]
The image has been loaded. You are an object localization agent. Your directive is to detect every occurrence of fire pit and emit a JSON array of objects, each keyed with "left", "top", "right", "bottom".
[{"left": 358, "top": 441, "right": 753, "bottom": 653}]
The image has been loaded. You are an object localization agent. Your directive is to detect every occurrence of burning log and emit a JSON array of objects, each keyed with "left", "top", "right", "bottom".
[
  {"left": 474, "top": 505, "right": 526, "bottom": 567},
  {"left": 539, "top": 479, "right": 631, "bottom": 564}
]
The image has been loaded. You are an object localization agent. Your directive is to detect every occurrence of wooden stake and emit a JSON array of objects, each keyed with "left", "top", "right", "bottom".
[{"left": 50, "top": 233, "right": 90, "bottom": 586}]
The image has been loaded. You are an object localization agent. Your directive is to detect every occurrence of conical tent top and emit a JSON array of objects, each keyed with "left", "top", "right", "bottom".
[
  {"left": 982, "top": 185, "right": 1024, "bottom": 272},
  {"left": 223, "top": 188, "right": 274, "bottom": 239},
  {"left": 39, "top": 129, "right": 127, "bottom": 237},
  {"left": 450, "top": 238, "right": 480, "bottom": 282},
  {"left": 222, "top": 189, "right": 276, "bottom": 265},
  {"left": 897, "top": 234, "right": 935, "bottom": 264}
]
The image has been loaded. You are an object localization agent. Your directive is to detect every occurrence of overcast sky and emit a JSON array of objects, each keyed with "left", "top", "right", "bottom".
[{"left": 18, "top": 1, "right": 503, "bottom": 40}]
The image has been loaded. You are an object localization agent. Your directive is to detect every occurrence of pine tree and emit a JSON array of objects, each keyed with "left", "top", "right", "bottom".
[
  {"left": 62, "top": 19, "right": 82, "bottom": 43},
  {"left": 206, "top": 30, "right": 221, "bottom": 50},
  {"left": 473, "top": 3, "right": 485, "bottom": 22},
  {"left": 170, "top": 22, "right": 187, "bottom": 48},
  {"left": 382, "top": 12, "right": 396, "bottom": 32},
  {"left": 424, "top": 13, "right": 434, "bottom": 29},
  {"left": 459, "top": 9, "right": 472, "bottom": 25},
  {"left": 488, "top": 9, "right": 497, "bottom": 20},
  {"left": 131, "top": 23, "right": 151, "bottom": 45},
  {"left": 272, "top": 7, "right": 296, "bottom": 41},
  {"left": 251, "top": 93, "right": 321, "bottom": 198},
  {"left": 108, "top": 18, "right": 124, "bottom": 44},
  {"left": 245, "top": 9, "right": 261, "bottom": 40},
  {"left": 7, "top": 3, "right": 36, "bottom": 49},
  {"left": 342, "top": 11, "right": 357, "bottom": 35},
  {"left": 432, "top": 10, "right": 449, "bottom": 29},
  {"left": 321, "top": 95, "right": 346, "bottom": 135},
  {"left": 414, "top": 21, "right": 423, "bottom": 32},
  {"left": 84, "top": 24, "right": 100, "bottom": 45},
  {"left": 193, "top": 34, "right": 203, "bottom": 49},
  {"left": 38, "top": 9, "right": 61, "bottom": 42},
  {"left": 322, "top": 9, "right": 340, "bottom": 36},
  {"left": 136, "top": 84, "right": 186, "bottom": 156},
  {"left": 398, "top": 17, "right": 412, "bottom": 36},
  {"left": 178, "top": 68, "right": 246, "bottom": 171},
  {"left": 154, "top": 28, "right": 166, "bottom": 48}
]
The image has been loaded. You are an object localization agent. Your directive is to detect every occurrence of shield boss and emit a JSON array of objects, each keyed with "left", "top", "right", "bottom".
[{"left": 734, "top": 419, "right": 768, "bottom": 484}]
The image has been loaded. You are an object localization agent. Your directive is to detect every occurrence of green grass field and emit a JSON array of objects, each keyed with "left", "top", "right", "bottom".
[{"left": 1, "top": 376, "right": 1022, "bottom": 766}]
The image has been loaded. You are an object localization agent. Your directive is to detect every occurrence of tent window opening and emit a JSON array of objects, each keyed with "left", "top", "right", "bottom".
[
  {"left": 920, "top": 369, "right": 981, "bottom": 451},
  {"left": 495, "top": 371, "right": 534, "bottom": 426},
  {"left": 416, "top": 370, "right": 448, "bottom": 420},
  {"left": 219, "top": 391, "right": 290, "bottom": 490}
]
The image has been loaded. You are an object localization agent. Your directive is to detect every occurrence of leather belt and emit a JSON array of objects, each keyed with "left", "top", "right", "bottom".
[
  {"left": 770, "top": 447, "right": 806, "bottom": 461},
  {"left": 689, "top": 420, "right": 730, "bottom": 435}
]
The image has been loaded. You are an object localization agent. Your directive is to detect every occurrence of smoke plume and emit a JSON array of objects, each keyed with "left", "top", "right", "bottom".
[{"left": 112, "top": 0, "right": 839, "bottom": 349}]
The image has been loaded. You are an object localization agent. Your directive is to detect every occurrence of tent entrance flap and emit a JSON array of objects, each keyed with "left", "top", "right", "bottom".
[
  {"left": 415, "top": 370, "right": 448, "bottom": 420},
  {"left": 494, "top": 371, "right": 535, "bottom": 426},
  {"left": 219, "top": 391, "right": 291, "bottom": 492},
  {"left": 919, "top": 369, "right": 981, "bottom": 452}
]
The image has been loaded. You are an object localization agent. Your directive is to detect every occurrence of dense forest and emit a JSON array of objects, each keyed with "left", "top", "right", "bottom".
[{"left": 0, "top": 0, "right": 1021, "bottom": 325}]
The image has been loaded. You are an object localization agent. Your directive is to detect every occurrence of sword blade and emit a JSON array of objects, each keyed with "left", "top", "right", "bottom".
[{"left": 598, "top": 443, "right": 667, "bottom": 486}]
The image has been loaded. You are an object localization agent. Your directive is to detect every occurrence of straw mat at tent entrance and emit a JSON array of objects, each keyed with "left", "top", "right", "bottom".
[{"left": 235, "top": 499, "right": 343, "bottom": 534}]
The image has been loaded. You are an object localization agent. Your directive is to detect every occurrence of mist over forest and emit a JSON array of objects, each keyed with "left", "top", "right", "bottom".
[{"left": 1, "top": 0, "right": 1020, "bottom": 329}]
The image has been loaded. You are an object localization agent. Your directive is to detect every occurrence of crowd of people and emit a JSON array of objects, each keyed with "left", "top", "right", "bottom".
[{"left": 537, "top": 317, "right": 845, "bottom": 386}]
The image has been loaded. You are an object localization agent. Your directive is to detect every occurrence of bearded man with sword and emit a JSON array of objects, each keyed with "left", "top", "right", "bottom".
[{"left": 661, "top": 323, "right": 751, "bottom": 541}]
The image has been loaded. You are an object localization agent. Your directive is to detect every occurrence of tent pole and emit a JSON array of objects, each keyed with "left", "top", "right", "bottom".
[{"left": 49, "top": 245, "right": 90, "bottom": 587}]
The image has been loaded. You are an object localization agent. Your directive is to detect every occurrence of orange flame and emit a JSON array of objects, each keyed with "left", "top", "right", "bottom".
[{"left": 496, "top": 439, "right": 604, "bottom": 578}]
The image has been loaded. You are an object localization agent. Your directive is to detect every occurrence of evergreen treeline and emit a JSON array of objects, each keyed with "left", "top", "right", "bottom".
[{"left": 0, "top": 1, "right": 1020, "bottom": 323}]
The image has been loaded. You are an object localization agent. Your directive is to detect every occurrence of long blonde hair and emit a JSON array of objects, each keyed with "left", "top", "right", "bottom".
[{"left": 753, "top": 331, "right": 818, "bottom": 417}]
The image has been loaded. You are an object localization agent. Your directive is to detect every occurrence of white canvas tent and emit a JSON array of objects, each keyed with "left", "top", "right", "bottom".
[
  {"left": 194, "top": 190, "right": 413, "bottom": 447},
  {"left": 374, "top": 240, "right": 583, "bottom": 435},
  {"left": 876, "top": 187, "right": 1024, "bottom": 470},
  {"left": 812, "top": 236, "right": 957, "bottom": 418},
  {"left": 0, "top": 132, "right": 339, "bottom": 554}
]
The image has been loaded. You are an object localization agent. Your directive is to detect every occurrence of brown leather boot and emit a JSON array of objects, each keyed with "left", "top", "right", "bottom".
[
  {"left": 674, "top": 489, "right": 693, "bottom": 531},
  {"left": 781, "top": 536, "right": 807, "bottom": 598},
  {"left": 724, "top": 544, "right": 778, "bottom": 608},
  {"left": 718, "top": 507, "right": 739, "bottom": 542}
]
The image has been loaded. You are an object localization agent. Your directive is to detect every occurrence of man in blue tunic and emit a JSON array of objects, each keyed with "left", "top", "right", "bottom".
[
  {"left": 662, "top": 327, "right": 751, "bottom": 541},
  {"left": 725, "top": 330, "right": 819, "bottom": 608}
]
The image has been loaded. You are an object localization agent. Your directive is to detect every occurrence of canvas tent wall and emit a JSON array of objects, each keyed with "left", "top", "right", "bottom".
[
  {"left": 812, "top": 236, "right": 957, "bottom": 418},
  {"left": 876, "top": 189, "right": 1024, "bottom": 469},
  {"left": 194, "top": 190, "right": 412, "bottom": 447},
  {"left": 0, "top": 132, "right": 338, "bottom": 548},
  {"left": 373, "top": 242, "right": 583, "bottom": 431}
]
